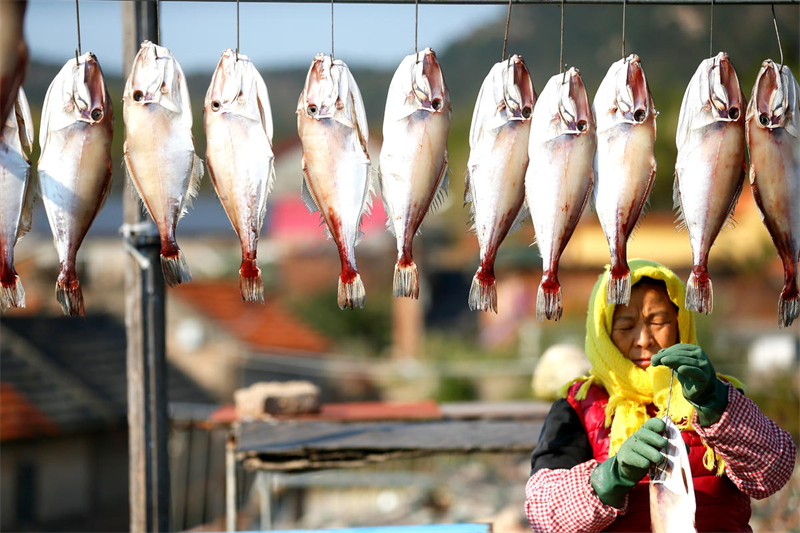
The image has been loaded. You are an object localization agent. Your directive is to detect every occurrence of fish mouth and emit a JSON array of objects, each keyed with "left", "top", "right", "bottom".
[
  {"left": 506, "top": 54, "right": 535, "bottom": 121},
  {"left": 560, "top": 68, "right": 592, "bottom": 134},
  {"left": 622, "top": 55, "right": 651, "bottom": 124},
  {"left": 302, "top": 55, "right": 338, "bottom": 120},
  {"left": 414, "top": 48, "right": 447, "bottom": 113},
  {"left": 77, "top": 53, "right": 107, "bottom": 124},
  {"left": 709, "top": 52, "right": 744, "bottom": 122},
  {"left": 752, "top": 60, "right": 785, "bottom": 129},
  {"left": 208, "top": 50, "right": 242, "bottom": 113}
]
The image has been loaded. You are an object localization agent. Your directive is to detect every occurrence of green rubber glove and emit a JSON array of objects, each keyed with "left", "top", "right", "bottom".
[
  {"left": 651, "top": 343, "right": 729, "bottom": 426},
  {"left": 590, "top": 418, "right": 667, "bottom": 508}
]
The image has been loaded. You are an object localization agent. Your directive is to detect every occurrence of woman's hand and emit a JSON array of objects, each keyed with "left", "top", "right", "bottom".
[
  {"left": 651, "top": 343, "right": 729, "bottom": 426},
  {"left": 590, "top": 418, "right": 667, "bottom": 508}
]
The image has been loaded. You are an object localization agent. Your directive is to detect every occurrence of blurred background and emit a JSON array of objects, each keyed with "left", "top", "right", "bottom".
[{"left": 1, "top": 0, "right": 798, "bottom": 531}]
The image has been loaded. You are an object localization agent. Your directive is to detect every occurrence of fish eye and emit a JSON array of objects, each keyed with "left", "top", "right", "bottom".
[
  {"left": 759, "top": 114, "right": 770, "bottom": 127},
  {"left": 211, "top": 101, "right": 221, "bottom": 112},
  {"left": 634, "top": 109, "right": 646, "bottom": 122},
  {"left": 522, "top": 107, "right": 532, "bottom": 119},
  {"left": 431, "top": 98, "right": 442, "bottom": 111},
  {"left": 577, "top": 120, "right": 588, "bottom": 132},
  {"left": 729, "top": 107, "right": 740, "bottom": 120},
  {"left": 91, "top": 109, "right": 103, "bottom": 121},
  {"left": 307, "top": 105, "right": 318, "bottom": 116},
  {"left": 133, "top": 90, "right": 144, "bottom": 102}
]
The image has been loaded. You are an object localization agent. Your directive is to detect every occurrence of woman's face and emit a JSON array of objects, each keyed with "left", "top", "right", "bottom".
[{"left": 610, "top": 283, "right": 679, "bottom": 369}]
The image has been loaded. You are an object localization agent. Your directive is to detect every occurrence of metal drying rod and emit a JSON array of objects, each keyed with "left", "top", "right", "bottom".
[{"left": 112, "top": 0, "right": 799, "bottom": 5}]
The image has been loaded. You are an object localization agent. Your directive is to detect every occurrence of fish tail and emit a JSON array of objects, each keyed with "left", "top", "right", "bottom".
[
  {"left": 686, "top": 266, "right": 713, "bottom": 314},
  {"left": 55, "top": 269, "right": 85, "bottom": 317},
  {"left": 338, "top": 269, "right": 365, "bottom": 310},
  {"left": 606, "top": 262, "right": 631, "bottom": 306},
  {"left": 239, "top": 255, "right": 264, "bottom": 304},
  {"left": 0, "top": 276, "right": 26, "bottom": 311},
  {"left": 393, "top": 261, "right": 419, "bottom": 299},
  {"left": 778, "top": 263, "right": 800, "bottom": 328},
  {"left": 536, "top": 271, "right": 563, "bottom": 322},
  {"left": 160, "top": 246, "right": 192, "bottom": 287},
  {"left": 468, "top": 265, "right": 497, "bottom": 313}
]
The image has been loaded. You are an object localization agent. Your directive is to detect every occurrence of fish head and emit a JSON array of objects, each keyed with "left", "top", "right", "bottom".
[
  {"left": 125, "top": 40, "right": 184, "bottom": 114},
  {"left": 500, "top": 54, "right": 535, "bottom": 121},
  {"left": 410, "top": 48, "right": 449, "bottom": 114},
  {"left": 707, "top": 52, "right": 745, "bottom": 123},
  {"left": 749, "top": 60, "right": 797, "bottom": 135},
  {"left": 73, "top": 53, "right": 109, "bottom": 125},
  {"left": 557, "top": 67, "right": 593, "bottom": 136},
  {"left": 614, "top": 54, "right": 655, "bottom": 125},
  {"left": 206, "top": 49, "right": 262, "bottom": 122},
  {"left": 299, "top": 53, "right": 342, "bottom": 121}
]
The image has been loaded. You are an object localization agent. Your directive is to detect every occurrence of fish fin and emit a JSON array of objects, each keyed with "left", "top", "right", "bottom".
[
  {"left": 301, "top": 167, "right": 320, "bottom": 214},
  {"left": 377, "top": 167, "right": 396, "bottom": 237},
  {"left": 239, "top": 257, "right": 264, "bottom": 304},
  {"left": 468, "top": 270, "right": 497, "bottom": 313},
  {"left": 779, "top": 277, "right": 800, "bottom": 328},
  {"left": 14, "top": 93, "right": 34, "bottom": 158},
  {"left": 349, "top": 88, "right": 370, "bottom": 157},
  {"left": 428, "top": 161, "right": 450, "bottom": 214},
  {"left": 672, "top": 171, "right": 688, "bottom": 232},
  {"left": 123, "top": 148, "right": 154, "bottom": 218},
  {"left": 630, "top": 160, "right": 656, "bottom": 239},
  {"left": 394, "top": 262, "right": 419, "bottom": 299},
  {"left": 16, "top": 169, "right": 36, "bottom": 242},
  {"left": 56, "top": 279, "right": 85, "bottom": 318},
  {"left": 464, "top": 168, "right": 477, "bottom": 234},
  {"left": 537, "top": 272, "right": 563, "bottom": 322},
  {"left": 1, "top": 276, "right": 26, "bottom": 311},
  {"left": 322, "top": 224, "right": 333, "bottom": 241},
  {"left": 722, "top": 169, "right": 745, "bottom": 231},
  {"left": 607, "top": 264, "right": 632, "bottom": 306},
  {"left": 509, "top": 203, "right": 530, "bottom": 234},
  {"left": 255, "top": 72, "right": 274, "bottom": 142},
  {"left": 686, "top": 266, "right": 713, "bottom": 314},
  {"left": 179, "top": 154, "right": 204, "bottom": 219},
  {"left": 161, "top": 249, "right": 193, "bottom": 287},
  {"left": 338, "top": 272, "right": 366, "bottom": 309},
  {"left": 359, "top": 165, "right": 376, "bottom": 223}
]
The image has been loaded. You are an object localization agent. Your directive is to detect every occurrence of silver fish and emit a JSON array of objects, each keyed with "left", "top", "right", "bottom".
[
  {"left": 0, "top": 0, "right": 27, "bottom": 125},
  {"left": 649, "top": 416, "right": 697, "bottom": 533},
  {"left": 675, "top": 52, "right": 746, "bottom": 314},
  {"left": 379, "top": 48, "right": 450, "bottom": 299},
  {"left": 0, "top": 87, "right": 33, "bottom": 311},
  {"left": 297, "top": 53, "right": 372, "bottom": 309},
  {"left": 527, "top": 67, "right": 595, "bottom": 321},
  {"left": 205, "top": 49, "right": 275, "bottom": 303},
  {"left": 39, "top": 53, "right": 113, "bottom": 317},
  {"left": 746, "top": 61, "right": 800, "bottom": 327},
  {"left": 466, "top": 55, "right": 535, "bottom": 313},
  {"left": 593, "top": 54, "right": 657, "bottom": 306},
  {"left": 123, "top": 41, "right": 203, "bottom": 287}
]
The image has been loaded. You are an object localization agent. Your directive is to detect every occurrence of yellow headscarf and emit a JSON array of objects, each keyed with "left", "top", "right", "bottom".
[{"left": 560, "top": 259, "right": 741, "bottom": 474}]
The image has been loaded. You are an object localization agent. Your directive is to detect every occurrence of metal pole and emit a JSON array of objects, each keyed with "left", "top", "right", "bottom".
[
  {"left": 226, "top": 433, "right": 237, "bottom": 532},
  {"left": 122, "top": 2, "right": 170, "bottom": 532}
]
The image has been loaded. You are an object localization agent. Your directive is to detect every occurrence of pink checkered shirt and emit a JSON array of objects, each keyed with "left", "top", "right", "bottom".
[{"left": 524, "top": 383, "right": 797, "bottom": 532}]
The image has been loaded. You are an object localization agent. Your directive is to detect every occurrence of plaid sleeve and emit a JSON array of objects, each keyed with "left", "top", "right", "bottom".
[
  {"left": 524, "top": 460, "right": 626, "bottom": 533},
  {"left": 692, "top": 382, "right": 797, "bottom": 500}
]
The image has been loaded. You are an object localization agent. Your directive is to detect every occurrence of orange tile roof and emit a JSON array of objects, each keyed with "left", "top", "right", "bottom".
[
  {"left": 0, "top": 384, "right": 59, "bottom": 441},
  {"left": 171, "top": 281, "right": 332, "bottom": 353}
]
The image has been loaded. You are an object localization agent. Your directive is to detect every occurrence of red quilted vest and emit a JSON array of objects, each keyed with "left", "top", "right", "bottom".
[{"left": 566, "top": 382, "right": 752, "bottom": 532}]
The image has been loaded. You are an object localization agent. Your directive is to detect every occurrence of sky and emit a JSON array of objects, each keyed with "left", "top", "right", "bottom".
[{"left": 26, "top": 0, "right": 504, "bottom": 73}]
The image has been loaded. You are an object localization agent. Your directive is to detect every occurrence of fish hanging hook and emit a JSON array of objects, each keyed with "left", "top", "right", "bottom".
[
  {"left": 75, "top": 0, "right": 82, "bottom": 62},
  {"left": 501, "top": 0, "right": 513, "bottom": 62},
  {"left": 771, "top": 4, "right": 784, "bottom": 67},
  {"left": 621, "top": 0, "right": 627, "bottom": 59},
  {"left": 414, "top": 0, "right": 420, "bottom": 64},
  {"left": 156, "top": 0, "right": 161, "bottom": 46},
  {"left": 236, "top": 0, "right": 240, "bottom": 61},
  {"left": 709, "top": 0, "right": 714, "bottom": 57},
  {"left": 559, "top": 0, "right": 565, "bottom": 75},
  {"left": 331, "top": 0, "right": 335, "bottom": 59}
]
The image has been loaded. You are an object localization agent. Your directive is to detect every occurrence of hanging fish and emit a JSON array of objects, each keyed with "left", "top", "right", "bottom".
[
  {"left": 593, "top": 54, "right": 657, "bottom": 306},
  {"left": 297, "top": 53, "right": 372, "bottom": 309},
  {"left": 379, "top": 48, "right": 451, "bottom": 299},
  {"left": 649, "top": 416, "right": 697, "bottom": 533},
  {"left": 0, "top": 0, "right": 28, "bottom": 125},
  {"left": 205, "top": 49, "right": 275, "bottom": 303},
  {"left": 527, "top": 67, "right": 595, "bottom": 321},
  {"left": 674, "top": 52, "right": 746, "bottom": 314},
  {"left": 466, "top": 55, "right": 535, "bottom": 313},
  {"left": 746, "top": 61, "right": 800, "bottom": 327},
  {"left": 38, "top": 53, "right": 113, "bottom": 317},
  {"left": 0, "top": 87, "right": 34, "bottom": 311},
  {"left": 123, "top": 40, "right": 203, "bottom": 287}
]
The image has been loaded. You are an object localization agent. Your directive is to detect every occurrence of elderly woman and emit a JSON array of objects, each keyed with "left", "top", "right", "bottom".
[{"left": 525, "top": 259, "right": 796, "bottom": 532}]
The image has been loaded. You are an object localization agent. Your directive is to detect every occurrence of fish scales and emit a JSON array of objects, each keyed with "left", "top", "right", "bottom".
[
  {"left": 38, "top": 53, "right": 113, "bottom": 316},
  {"left": 594, "top": 55, "right": 657, "bottom": 306},
  {"left": 297, "top": 53, "right": 371, "bottom": 309},
  {"left": 466, "top": 55, "right": 535, "bottom": 313},
  {"left": 379, "top": 48, "right": 451, "bottom": 299},
  {"left": 0, "top": 0, "right": 27, "bottom": 126},
  {"left": 205, "top": 49, "right": 275, "bottom": 303},
  {"left": 0, "top": 87, "right": 33, "bottom": 311},
  {"left": 123, "top": 41, "right": 203, "bottom": 287},
  {"left": 649, "top": 416, "right": 697, "bottom": 533},
  {"left": 746, "top": 61, "right": 800, "bottom": 327},
  {"left": 675, "top": 52, "right": 746, "bottom": 314},
  {"left": 526, "top": 67, "right": 595, "bottom": 320}
]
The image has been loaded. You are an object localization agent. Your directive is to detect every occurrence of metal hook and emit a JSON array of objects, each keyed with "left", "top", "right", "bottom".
[
  {"left": 331, "top": 0, "right": 335, "bottom": 59},
  {"left": 621, "top": 0, "right": 627, "bottom": 59},
  {"left": 709, "top": 0, "right": 715, "bottom": 57},
  {"left": 771, "top": 4, "right": 784, "bottom": 67},
  {"left": 501, "top": 0, "right": 513, "bottom": 62},
  {"left": 415, "top": 0, "right": 420, "bottom": 64},
  {"left": 75, "top": 0, "right": 82, "bottom": 58},
  {"left": 236, "top": 0, "right": 240, "bottom": 61},
  {"left": 558, "top": 0, "right": 565, "bottom": 74}
]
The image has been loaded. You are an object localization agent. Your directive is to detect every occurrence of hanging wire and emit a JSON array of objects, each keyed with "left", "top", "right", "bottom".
[
  {"left": 709, "top": 0, "right": 714, "bottom": 57},
  {"left": 558, "top": 0, "right": 565, "bottom": 74},
  {"left": 621, "top": 0, "right": 627, "bottom": 58},
  {"left": 414, "top": 0, "right": 420, "bottom": 60},
  {"left": 331, "top": 0, "right": 335, "bottom": 58},
  {"left": 236, "top": 0, "right": 240, "bottom": 60},
  {"left": 156, "top": 0, "right": 161, "bottom": 45},
  {"left": 501, "top": 0, "right": 513, "bottom": 62},
  {"left": 75, "top": 0, "right": 82, "bottom": 61},
  {"left": 771, "top": 4, "right": 784, "bottom": 66}
]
